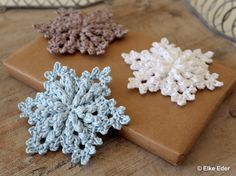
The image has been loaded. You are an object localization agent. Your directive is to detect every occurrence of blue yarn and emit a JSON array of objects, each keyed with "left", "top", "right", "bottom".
[{"left": 18, "top": 62, "right": 130, "bottom": 165}]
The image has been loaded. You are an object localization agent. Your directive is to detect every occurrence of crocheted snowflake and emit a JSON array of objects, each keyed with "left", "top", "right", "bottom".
[
  {"left": 34, "top": 8, "right": 128, "bottom": 55},
  {"left": 18, "top": 62, "right": 130, "bottom": 165},
  {"left": 122, "top": 38, "right": 224, "bottom": 106}
]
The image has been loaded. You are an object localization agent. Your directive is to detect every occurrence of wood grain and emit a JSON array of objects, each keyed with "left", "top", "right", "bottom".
[{"left": 0, "top": 0, "right": 236, "bottom": 175}]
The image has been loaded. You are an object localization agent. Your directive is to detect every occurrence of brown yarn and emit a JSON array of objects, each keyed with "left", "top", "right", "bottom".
[{"left": 33, "top": 8, "right": 128, "bottom": 55}]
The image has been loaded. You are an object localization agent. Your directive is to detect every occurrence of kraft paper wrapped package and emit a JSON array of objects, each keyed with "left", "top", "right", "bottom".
[{"left": 3, "top": 33, "right": 236, "bottom": 165}]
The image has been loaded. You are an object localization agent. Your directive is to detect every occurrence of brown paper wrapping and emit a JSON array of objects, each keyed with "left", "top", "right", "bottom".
[{"left": 3, "top": 33, "right": 236, "bottom": 165}]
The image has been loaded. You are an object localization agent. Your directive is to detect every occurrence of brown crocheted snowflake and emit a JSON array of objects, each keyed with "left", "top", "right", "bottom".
[{"left": 33, "top": 8, "right": 128, "bottom": 55}]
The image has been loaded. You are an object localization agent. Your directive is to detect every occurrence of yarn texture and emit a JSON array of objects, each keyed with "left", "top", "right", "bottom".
[
  {"left": 18, "top": 62, "right": 130, "bottom": 165},
  {"left": 122, "top": 38, "right": 224, "bottom": 106},
  {"left": 34, "top": 8, "right": 128, "bottom": 55}
]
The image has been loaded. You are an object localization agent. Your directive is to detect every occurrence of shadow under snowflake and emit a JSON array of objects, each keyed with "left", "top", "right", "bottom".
[{"left": 18, "top": 62, "right": 130, "bottom": 165}]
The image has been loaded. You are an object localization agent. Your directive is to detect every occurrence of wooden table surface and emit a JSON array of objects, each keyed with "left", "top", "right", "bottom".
[{"left": 0, "top": 0, "right": 236, "bottom": 175}]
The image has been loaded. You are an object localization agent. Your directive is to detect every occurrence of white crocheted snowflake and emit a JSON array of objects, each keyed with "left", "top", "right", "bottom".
[
  {"left": 122, "top": 38, "right": 224, "bottom": 106},
  {"left": 18, "top": 62, "right": 130, "bottom": 165}
]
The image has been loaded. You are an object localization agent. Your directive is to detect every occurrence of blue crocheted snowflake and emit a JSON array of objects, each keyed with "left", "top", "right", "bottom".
[{"left": 18, "top": 62, "right": 130, "bottom": 165}]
